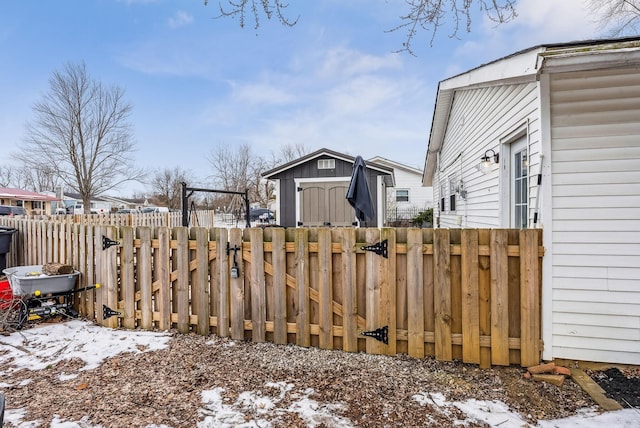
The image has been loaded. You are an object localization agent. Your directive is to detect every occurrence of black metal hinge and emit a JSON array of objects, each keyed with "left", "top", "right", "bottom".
[
  {"left": 102, "top": 235, "right": 119, "bottom": 250},
  {"left": 361, "top": 239, "right": 388, "bottom": 258},
  {"left": 103, "top": 305, "right": 121, "bottom": 319},
  {"left": 361, "top": 325, "right": 388, "bottom": 345}
]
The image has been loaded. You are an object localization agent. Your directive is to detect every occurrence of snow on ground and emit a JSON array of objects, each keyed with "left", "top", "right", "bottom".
[{"left": 1, "top": 320, "right": 639, "bottom": 427}]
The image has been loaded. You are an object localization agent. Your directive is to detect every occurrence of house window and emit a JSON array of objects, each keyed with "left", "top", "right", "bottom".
[
  {"left": 448, "top": 175, "right": 457, "bottom": 212},
  {"left": 396, "top": 189, "right": 409, "bottom": 203},
  {"left": 317, "top": 159, "right": 335, "bottom": 169},
  {"left": 440, "top": 183, "right": 446, "bottom": 212},
  {"left": 32, "top": 201, "right": 43, "bottom": 209}
]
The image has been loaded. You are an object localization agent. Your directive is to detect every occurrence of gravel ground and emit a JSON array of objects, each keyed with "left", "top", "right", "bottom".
[{"left": 0, "top": 329, "right": 601, "bottom": 427}]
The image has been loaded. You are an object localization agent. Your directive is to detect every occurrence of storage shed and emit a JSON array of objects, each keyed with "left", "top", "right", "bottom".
[
  {"left": 423, "top": 37, "right": 640, "bottom": 365},
  {"left": 263, "top": 148, "right": 394, "bottom": 227}
]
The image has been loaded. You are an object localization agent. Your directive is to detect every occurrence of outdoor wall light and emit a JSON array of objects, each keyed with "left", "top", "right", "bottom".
[{"left": 478, "top": 149, "right": 499, "bottom": 174}]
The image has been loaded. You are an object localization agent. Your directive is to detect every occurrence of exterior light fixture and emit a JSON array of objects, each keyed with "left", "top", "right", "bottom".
[{"left": 478, "top": 149, "right": 499, "bottom": 174}]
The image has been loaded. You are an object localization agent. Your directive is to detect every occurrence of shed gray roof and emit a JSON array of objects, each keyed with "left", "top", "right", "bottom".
[{"left": 263, "top": 147, "right": 395, "bottom": 186}]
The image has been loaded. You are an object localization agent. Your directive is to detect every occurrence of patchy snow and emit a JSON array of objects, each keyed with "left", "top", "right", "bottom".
[{"left": 1, "top": 320, "right": 639, "bottom": 427}]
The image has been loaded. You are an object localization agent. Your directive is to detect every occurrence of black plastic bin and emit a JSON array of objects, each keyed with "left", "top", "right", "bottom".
[{"left": 0, "top": 227, "right": 17, "bottom": 272}]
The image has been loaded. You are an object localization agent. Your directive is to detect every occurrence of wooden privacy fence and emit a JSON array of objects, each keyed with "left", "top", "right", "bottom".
[
  {"left": 30, "top": 210, "right": 216, "bottom": 228},
  {"left": 0, "top": 219, "right": 543, "bottom": 368}
]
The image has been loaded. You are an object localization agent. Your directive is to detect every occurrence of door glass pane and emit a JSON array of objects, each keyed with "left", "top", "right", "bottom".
[{"left": 513, "top": 149, "right": 528, "bottom": 229}]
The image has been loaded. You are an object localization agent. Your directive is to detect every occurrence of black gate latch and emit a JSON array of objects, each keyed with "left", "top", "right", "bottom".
[
  {"left": 361, "top": 239, "right": 388, "bottom": 258},
  {"left": 361, "top": 325, "right": 389, "bottom": 344}
]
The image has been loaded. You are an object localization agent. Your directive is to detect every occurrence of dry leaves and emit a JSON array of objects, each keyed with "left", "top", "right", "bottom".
[{"left": 3, "top": 331, "right": 597, "bottom": 427}]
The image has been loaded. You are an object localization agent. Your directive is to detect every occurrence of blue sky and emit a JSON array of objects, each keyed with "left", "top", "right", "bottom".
[{"left": 0, "top": 0, "right": 611, "bottom": 196}]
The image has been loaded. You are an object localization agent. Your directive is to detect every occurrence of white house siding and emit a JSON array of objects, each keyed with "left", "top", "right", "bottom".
[
  {"left": 391, "top": 167, "right": 433, "bottom": 208},
  {"left": 434, "top": 81, "right": 541, "bottom": 229},
  {"left": 550, "top": 67, "right": 640, "bottom": 365}
]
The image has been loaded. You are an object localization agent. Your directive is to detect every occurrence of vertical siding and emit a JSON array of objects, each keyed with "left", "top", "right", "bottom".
[
  {"left": 271, "top": 156, "right": 386, "bottom": 227},
  {"left": 435, "top": 82, "right": 540, "bottom": 228},
  {"left": 550, "top": 68, "right": 640, "bottom": 365}
]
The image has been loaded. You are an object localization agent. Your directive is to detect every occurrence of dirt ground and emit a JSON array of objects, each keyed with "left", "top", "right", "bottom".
[{"left": 1, "top": 327, "right": 611, "bottom": 428}]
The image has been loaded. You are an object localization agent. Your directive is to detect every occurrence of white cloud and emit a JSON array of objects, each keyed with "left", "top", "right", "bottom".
[
  {"left": 316, "top": 47, "right": 403, "bottom": 80},
  {"left": 168, "top": 10, "right": 194, "bottom": 29},
  {"left": 233, "top": 82, "right": 297, "bottom": 106}
]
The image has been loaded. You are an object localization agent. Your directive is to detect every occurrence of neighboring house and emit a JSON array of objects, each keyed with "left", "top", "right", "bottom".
[
  {"left": 60, "top": 192, "right": 113, "bottom": 214},
  {"left": 368, "top": 156, "right": 433, "bottom": 224},
  {"left": 262, "top": 148, "right": 394, "bottom": 227},
  {"left": 422, "top": 37, "right": 640, "bottom": 365},
  {"left": 0, "top": 187, "right": 58, "bottom": 215}
]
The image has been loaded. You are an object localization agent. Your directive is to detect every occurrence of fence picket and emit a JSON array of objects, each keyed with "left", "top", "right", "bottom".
[
  {"left": 382, "top": 228, "right": 397, "bottom": 355},
  {"left": 192, "top": 227, "right": 211, "bottom": 336},
  {"left": 520, "top": 229, "right": 541, "bottom": 367},
  {"left": 341, "top": 228, "right": 358, "bottom": 353},
  {"left": 318, "top": 228, "right": 333, "bottom": 350},
  {"left": 229, "top": 228, "right": 244, "bottom": 340},
  {"left": 407, "top": 228, "right": 424, "bottom": 358},
  {"left": 250, "top": 228, "right": 266, "bottom": 342},
  {"left": 490, "top": 229, "right": 510, "bottom": 365},
  {"left": 216, "top": 228, "right": 230, "bottom": 337},
  {"left": 295, "top": 228, "right": 310, "bottom": 347},
  {"left": 174, "top": 227, "right": 190, "bottom": 333},
  {"left": 121, "top": 226, "right": 136, "bottom": 329},
  {"left": 365, "top": 228, "right": 383, "bottom": 355},
  {"left": 272, "top": 228, "right": 287, "bottom": 344},
  {"left": 85, "top": 225, "right": 95, "bottom": 319},
  {"left": 104, "top": 226, "right": 119, "bottom": 329},
  {"left": 461, "top": 229, "right": 480, "bottom": 364},
  {"left": 434, "top": 228, "right": 452, "bottom": 361},
  {"left": 138, "top": 227, "right": 153, "bottom": 329},
  {"left": 155, "top": 227, "right": 171, "bottom": 331}
]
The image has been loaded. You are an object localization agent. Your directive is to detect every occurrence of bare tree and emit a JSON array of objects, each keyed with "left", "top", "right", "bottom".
[
  {"left": 271, "top": 143, "right": 310, "bottom": 164},
  {"left": 212, "top": 0, "right": 299, "bottom": 29},
  {"left": 587, "top": 0, "right": 640, "bottom": 36},
  {"left": 207, "top": 1, "right": 517, "bottom": 54},
  {"left": 208, "top": 143, "right": 266, "bottom": 206},
  {"left": 148, "top": 167, "right": 194, "bottom": 209},
  {"left": 16, "top": 62, "right": 144, "bottom": 214},
  {"left": 0, "top": 165, "right": 19, "bottom": 188},
  {"left": 0, "top": 164, "right": 61, "bottom": 193}
]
